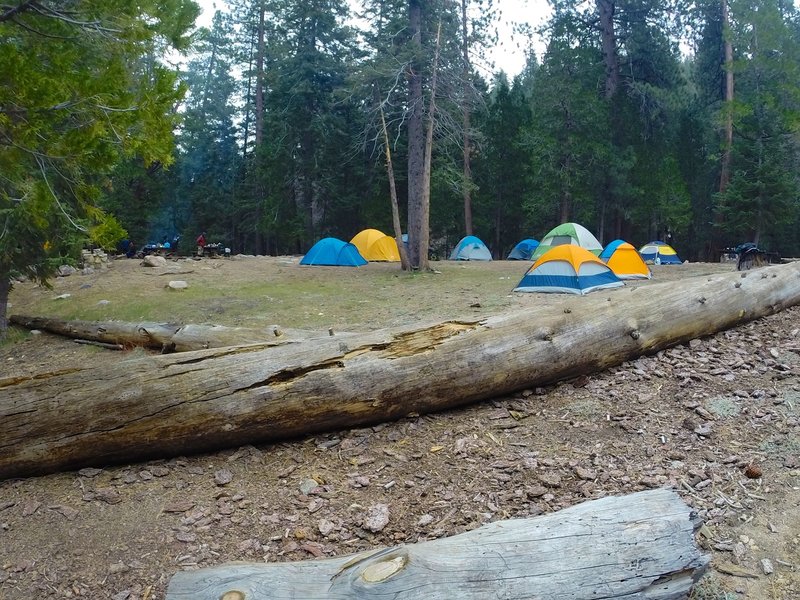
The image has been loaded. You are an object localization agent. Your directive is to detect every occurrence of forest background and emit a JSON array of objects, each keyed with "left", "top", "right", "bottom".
[
  {"left": 125, "top": 0, "right": 800, "bottom": 263},
  {"left": 2, "top": 0, "right": 800, "bottom": 320}
]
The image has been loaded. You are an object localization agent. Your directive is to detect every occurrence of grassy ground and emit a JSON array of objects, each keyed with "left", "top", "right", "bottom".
[{"left": 8, "top": 255, "right": 732, "bottom": 333}]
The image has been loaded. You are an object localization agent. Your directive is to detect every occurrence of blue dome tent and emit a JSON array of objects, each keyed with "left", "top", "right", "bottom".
[
  {"left": 449, "top": 235, "right": 492, "bottom": 261},
  {"left": 300, "top": 238, "right": 367, "bottom": 267},
  {"left": 507, "top": 238, "right": 539, "bottom": 260},
  {"left": 639, "top": 241, "right": 682, "bottom": 265}
]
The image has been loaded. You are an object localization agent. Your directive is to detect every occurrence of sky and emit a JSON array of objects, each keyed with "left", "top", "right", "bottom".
[{"left": 194, "top": 0, "right": 552, "bottom": 77}]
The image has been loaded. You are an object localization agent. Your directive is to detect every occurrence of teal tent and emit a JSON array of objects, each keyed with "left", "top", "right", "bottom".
[{"left": 300, "top": 238, "right": 367, "bottom": 267}]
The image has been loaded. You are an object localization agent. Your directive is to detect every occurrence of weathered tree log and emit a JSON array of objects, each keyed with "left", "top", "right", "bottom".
[
  {"left": 2, "top": 262, "right": 800, "bottom": 480},
  {"left": 7, "top": 315, "right": 319, "bottom": 352},
  {"left": 166, "top": 488, "right": 709, "bottom": 600},
  {"left": 9, "top": 315, "right": 184, "bottom": 349}
]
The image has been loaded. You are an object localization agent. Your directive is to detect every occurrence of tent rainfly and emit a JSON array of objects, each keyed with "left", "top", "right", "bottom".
[
  {"left": 514, "top": 245, "right": 624, "bottom": 295},
  {"left": 599, "top": 240, "right": 652, "bottom": 280},
  {"left": 639, "top": 241, "right": 682, "bottom": 265},
  {"left": 300, "top": 238, "right": 367, "bottom": 267},
  {"left": 450, "top": 235, "right": 492, "bottom": 261},
  {"left": 350, "top": 229, "right": 401, "bottom": 262},
  {"left": 507, "top": 239, "right": 539, "bottom": 260},
  {"left": 530, "top": 223, "right": 603, "bottom": 261}
]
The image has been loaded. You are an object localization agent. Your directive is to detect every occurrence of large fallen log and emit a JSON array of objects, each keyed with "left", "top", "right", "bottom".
[
  {"left": 166, "top": 488, "right": 709, "bottom": 600},
  {"left": 7, "top": 315, "right": 322, "bottom": 352},
  {"left": 2, "top": 262, "right": 800, "bottom": 480}
]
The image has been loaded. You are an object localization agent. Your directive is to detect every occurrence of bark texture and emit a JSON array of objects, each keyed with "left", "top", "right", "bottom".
[
  {"left": 7, "top": 315, "right": 306, "bottom": 352},
  {"left": 166, "top": 488, "right": 708, "bottom": 599},
  {"left": 598, "top": 0, "right": 620, "bottom": 99},
  {"left": 406, "top": 0, "right": 424, "bottom": 269},
  {"left": 720, "top": 0, "right": 734, "bottom": 194},
  {"left": 2, "top": 262, "right": 800, "bottom": 480}
]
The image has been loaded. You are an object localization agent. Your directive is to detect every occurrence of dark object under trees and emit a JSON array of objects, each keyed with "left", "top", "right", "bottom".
[
  {"left": 2, "top": 262, "right": 800, "bottom": 480},
  {"left": 165, "top": 488, "right": 708, "bottom": 600},
  {"left": 735, "top": 243, "right": 782, "bottom": 271}
]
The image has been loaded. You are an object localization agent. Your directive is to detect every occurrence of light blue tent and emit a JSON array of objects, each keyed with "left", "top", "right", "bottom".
[
  {"left": 507, "top": 238, "right": 539, "bottom": 260},
  {"left": 450, "top": 235, "right": 492, "bottom": 261},
  {"left": 300, "top": 237, "right": 367, "bottom": 267}
]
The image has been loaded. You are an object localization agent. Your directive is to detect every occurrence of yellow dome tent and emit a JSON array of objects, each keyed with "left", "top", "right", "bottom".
[
  {"left": 350, "top": 229, "right": 401, "bottom": 262},
  {"left": 599, "top": 240, "right": 652, "bottom": 280}
]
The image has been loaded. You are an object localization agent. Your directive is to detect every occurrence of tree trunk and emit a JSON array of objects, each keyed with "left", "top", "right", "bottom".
[
  {"left": 3, "top": 262, "right": 800, "bottom": 480},
  {"left": 241, "top": 30, "right": 255, "bottom": 161},
  {"left": 418, "top": 22, "right": 442, "bottom": 273},
  {"left": 559, "top": 151, "right": 572, "bottom": 223},
  {"left": 597, "top": 0, "right": 620, "bottom": 100},
  {"left": 7, "top": 315, "right": 318, "bottom": 352},
  {"left": 0, "top": 274, "right": 9, "bottom": 338},
  {"left": 461, "top": 0, "right": 473, "bottom": 237},
  {"left": 719, "top": 0, "right": 734, "bottom": 193},
  {"left": 166, "top": 488, "right": 708, "bottom": 600},
  {"left": 406, "top": 0, "right": 424, "bottom": 269},
  {"left": 380, "top": 104, "right": 410, "bottom": 270},
  {"left": 199, "top": 37, "right": 217, "bottom": 114},
  {"left": 254, "top": 0, "right": 266, "bottom": 146},
  {"left": 598, "top": 196, "right": 606, "bottom": 244}
]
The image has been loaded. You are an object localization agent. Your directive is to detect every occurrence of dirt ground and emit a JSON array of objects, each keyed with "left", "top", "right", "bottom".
[{"left": 1, "top": 256, "right": 799, "bottom": 599}]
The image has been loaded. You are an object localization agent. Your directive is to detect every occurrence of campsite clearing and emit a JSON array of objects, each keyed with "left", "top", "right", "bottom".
[{"left": 2, "top": 256, "right": 799, "bottom": 600}]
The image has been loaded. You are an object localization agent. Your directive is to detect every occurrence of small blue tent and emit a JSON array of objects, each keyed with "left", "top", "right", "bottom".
[
  {"left": 450, "top": 235, "right": 492, "bottom": 261},
  {"left": 300, "top": 237, "right": 367, "bottom": 267},
  {"left": 639, "top": 241, "right": 682, "bottom": 265},
  {"left": 507, "top": 238, "right": 539, "bottom": 260}
]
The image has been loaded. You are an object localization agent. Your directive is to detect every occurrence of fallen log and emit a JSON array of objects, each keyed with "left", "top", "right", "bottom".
[
  {"left": 166, "top": 488, "right": 709, "bottom": 600},
  {"left": 73, "top": 339, "right": 125, "bottom": 351},
  {"left": 2, "top": 262, "right": 800, "bottom": 480},
  {"left": 8, "top": 315, "right": 183, "bottom": 350},
  {"left": 7, "top": 315, "right": 323, "bottom": 352}
]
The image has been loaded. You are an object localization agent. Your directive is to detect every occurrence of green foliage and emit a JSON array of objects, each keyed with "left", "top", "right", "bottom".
[
  {"left": 472, "top": 74, "right": 535, "bottom": 253},
  {"left": 83, "top": 0, "right": 800, "bottom": 266},
  {"left": 0, "top": 326, "right": 30, "bottom": 349},
  {"left": 521, "top": 20, "right": 610, "bottom": 230},
  {"left": 89, "top": 211, "right": 129, "bottom": 252},
  {"left": 0, "top": 0, "right": 199, "bottom": 334},
  {"left": 714, "top": 0, "right": 800, "bottom": 247}
]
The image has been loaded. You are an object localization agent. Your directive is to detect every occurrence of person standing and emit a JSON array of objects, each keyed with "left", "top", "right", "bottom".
[{"left": 196, "top": 232, "right": 206, "bottom": 256}]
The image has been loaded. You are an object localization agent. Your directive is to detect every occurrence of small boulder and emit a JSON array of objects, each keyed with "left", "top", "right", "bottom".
[
  {"left": 299, "top": 479, "right": 319, "bottom": 495},
  {"left": 142, "top": 255, "right": 168, "bottom": 268},
  {"left": 167, "top": 280, "right": 189, "bottom": 290},
  {"left": 318, "top": 519, "right": 336, "bottom": 536},
  {"left": 57, "top": 264, "right": 77, "bottom": 277},
  {"left": 362, "top": 503, "right": 390, "bottom": 533},
  {"left": 214, "top": 468, "right": 234, "bottom": 486}
]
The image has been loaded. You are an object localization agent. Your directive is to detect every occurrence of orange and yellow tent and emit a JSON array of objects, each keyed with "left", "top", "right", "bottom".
[
  {"left": 599, "top": 240, "right": 651, "bottom": 280},
  {"left": 513, "top": 245, "right": 624, "bottom": 295}
]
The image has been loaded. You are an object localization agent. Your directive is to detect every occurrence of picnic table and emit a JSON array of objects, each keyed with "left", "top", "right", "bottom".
[
  {"left": 203, "top": 243, "right": 228, "bottom": 257},
  {"left": 141, "top": 243, "right": 175, "bottom": 257}
]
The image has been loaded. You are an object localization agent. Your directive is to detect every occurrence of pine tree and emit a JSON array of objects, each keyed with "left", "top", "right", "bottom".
[{"left": 0, "top": 0, "right": 199, "bottom": 337}]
